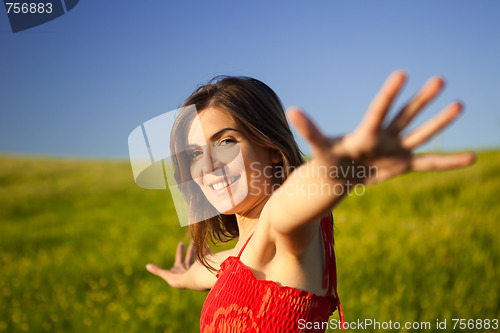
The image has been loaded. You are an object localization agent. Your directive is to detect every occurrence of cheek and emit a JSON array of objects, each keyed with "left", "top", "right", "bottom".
[
  {"left": 230, "top": 153, "right": 246, "bottom": 174},
  {"left": 245, "top": 163, "right": 270, "bottom": 192},
  {"left": 246, "top": 152, "right": 273, "bottom": 177},
  {"left": 190, "top": 162, "right": 203, "bottom": 184},
  {"left": 248, "top": 159, "right": 281, "bottom": 190}
]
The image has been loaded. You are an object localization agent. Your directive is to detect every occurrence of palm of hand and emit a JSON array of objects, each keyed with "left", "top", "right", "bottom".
[{"left": 146, "top": 241, "right": 194, "bottom": 289}]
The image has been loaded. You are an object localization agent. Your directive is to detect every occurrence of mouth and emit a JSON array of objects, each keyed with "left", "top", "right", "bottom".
[{"left": 208, "top": 174, "right": 241, "bottom": 191}]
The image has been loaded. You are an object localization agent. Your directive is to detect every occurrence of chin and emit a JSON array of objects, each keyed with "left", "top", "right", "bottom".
[
  {"left": 202, "top": 175, "right": 249, "bottom": 215},
  {"left": 208, "top": 192, "right": 247, "bottom": 215}
]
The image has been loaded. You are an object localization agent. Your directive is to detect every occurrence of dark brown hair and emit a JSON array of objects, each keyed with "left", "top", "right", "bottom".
[{"left": 170, "top": 76, "right": 305, "bottom": 272}]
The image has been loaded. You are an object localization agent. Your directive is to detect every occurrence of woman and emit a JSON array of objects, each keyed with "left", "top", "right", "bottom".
[{"left": 145, "top": 71, "right": 475, "bottom": 332}]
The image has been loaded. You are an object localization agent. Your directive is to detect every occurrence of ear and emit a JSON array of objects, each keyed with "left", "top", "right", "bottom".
[{"left": 272, "top": 150, "right": 283, "bottom": 164}]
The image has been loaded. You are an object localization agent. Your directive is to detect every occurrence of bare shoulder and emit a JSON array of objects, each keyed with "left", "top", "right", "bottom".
[
  {"left": 189, "top": 247, "right": 235, "bottom": 291},
  {"left": 239, "top": 210, "right": 328, "bottom": 295},
  {"left": 206, "top": 248, "right": 235, "bottom": 272},
  {"left": 258, "top": 201, "right": 322, "bottom": 256},
  {"left": 242, "top": 205, "right": 320, "bottom": 266}
]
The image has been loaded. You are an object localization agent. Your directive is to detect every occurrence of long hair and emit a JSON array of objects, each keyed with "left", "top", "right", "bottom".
[{"left": 170, "top": 76, "right": 305, "bottom": 272}]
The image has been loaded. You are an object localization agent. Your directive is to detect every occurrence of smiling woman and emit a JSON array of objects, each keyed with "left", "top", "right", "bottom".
[
  {"left": 144, "top": 73, "right": 475, "bottom": 332},
  {"left": 187, "top": 108, "right": 279, "bottom": 216},
  {"left": 168, "top": 77, "right": 305, "bottom": 274}
]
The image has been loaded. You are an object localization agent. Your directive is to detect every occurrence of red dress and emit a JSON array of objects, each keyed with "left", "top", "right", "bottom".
[{"left": 200, "top": 216, "right": 345, "bottom": 332}]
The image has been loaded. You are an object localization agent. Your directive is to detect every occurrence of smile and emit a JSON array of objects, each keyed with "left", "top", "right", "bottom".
[{"left": 209, "top": 175, "right": 241, "bottom": 191}]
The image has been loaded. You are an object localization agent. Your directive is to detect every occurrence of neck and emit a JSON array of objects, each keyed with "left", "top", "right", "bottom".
[{"left": 235, "top": 195, "right": 270, "bottom": 237}]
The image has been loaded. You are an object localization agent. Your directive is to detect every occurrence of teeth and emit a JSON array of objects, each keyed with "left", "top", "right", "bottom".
[
  {"left": 212, "top": 181, "right": 228, "bottom": 190},
  {"left": 210, "top": 176, "right": 238, "bottom": 191}
]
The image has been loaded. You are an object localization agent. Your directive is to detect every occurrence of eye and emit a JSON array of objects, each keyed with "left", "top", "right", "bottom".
[
  {"left": 188, "top": 149, "right": 203, "bottom": 162},
  {"left": 217, "top": 138, "right": 236, "bottom": 147}
]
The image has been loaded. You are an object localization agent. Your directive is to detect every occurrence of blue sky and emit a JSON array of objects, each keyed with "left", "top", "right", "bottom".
[{"left": 1, "top": 1, "right": 499, "bottom": 158}]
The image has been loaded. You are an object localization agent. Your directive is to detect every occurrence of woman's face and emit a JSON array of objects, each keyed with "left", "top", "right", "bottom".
[{"left": 186, "top": 107, "right": 280, "bottom": 215}]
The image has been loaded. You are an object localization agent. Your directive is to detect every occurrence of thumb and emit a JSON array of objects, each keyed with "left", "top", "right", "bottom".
[
  {"left": 146, "top": 263, "right": 183, "bottom": 288},
  {"left": 287, "top": 107, "right": 327, "bottom": 150},
  {"left": 146, "top": 263, "right": 168, "bottom": 279}
]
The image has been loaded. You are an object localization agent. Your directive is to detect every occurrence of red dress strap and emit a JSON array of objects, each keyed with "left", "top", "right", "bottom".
[
  {"left": 321, "top": 214, "right": 345, "bottom": 330},
  {"left": 237, "top": 232, "right": 254, "bottom": 258}
]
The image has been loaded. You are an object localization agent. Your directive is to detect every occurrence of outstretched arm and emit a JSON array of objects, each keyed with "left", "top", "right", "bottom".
[{"left": 264, "top": 71, "right": 475, "bottom": 253}]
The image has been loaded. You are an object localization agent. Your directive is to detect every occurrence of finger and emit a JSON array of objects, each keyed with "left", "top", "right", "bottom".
[
  {"left": 411, "top": 153, "right": 476, "bottom": 172},
  {"left": 387, "top": 76, "right": 444, "bottom": 135},
  {"left": 146, "top": 264, "right": 183, "bottom": 289},
  {"left": 174, "top": 242, "right": 184, "bottom": 267},
  {"left": 184, "top": 240, "right": 195, "bottom": 267},
  {"left": 286, "top": 107, "right": 329, "bottom": 150},
  {"left": 402, "top": 101, "right": 463, "bottom": 150},
  {"left": 357, "top": 70, "right": 407, "bottom": 134},
  {"left": 146, "top": 263, "right": 171, "bottom": 281}
]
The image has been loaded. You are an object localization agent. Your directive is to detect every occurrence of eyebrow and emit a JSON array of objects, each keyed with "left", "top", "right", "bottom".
[
  {"left": 209, "top": 127, "right": 239, "bottom": 141},
  {"left": 186, "top": 128, "right": 240, "bottom": 149}
]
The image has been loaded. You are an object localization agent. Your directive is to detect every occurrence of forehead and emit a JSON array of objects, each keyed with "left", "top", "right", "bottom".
[{"left": 187, "top": 107, "right": 238, "bottom": 145}]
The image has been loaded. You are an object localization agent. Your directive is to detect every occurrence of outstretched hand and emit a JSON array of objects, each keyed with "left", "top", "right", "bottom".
[
  {"left": 146, "top": 241, "right": 195, "bottom": 289},
  {"left": 287, "top": 71, "right": 476, "bottom": 185}
]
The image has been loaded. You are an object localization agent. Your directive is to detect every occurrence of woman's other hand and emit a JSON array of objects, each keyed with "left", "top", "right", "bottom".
[{"left": 146, "top": 241, "right": 195, "bottom": 290}]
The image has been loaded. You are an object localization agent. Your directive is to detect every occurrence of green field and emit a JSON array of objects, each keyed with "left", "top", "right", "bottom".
[{"left": 1, "top": 151, "right": 499, "bottom": 332}]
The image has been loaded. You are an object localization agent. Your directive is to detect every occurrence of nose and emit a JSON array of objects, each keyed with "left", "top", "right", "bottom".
[{"left": 201, "top": 146, "right": 215, "bottom": 174}]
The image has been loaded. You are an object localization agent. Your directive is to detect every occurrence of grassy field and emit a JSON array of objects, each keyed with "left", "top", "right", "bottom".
[{"left": 0, "top": 151, "right": 499, "bottom": 332}]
